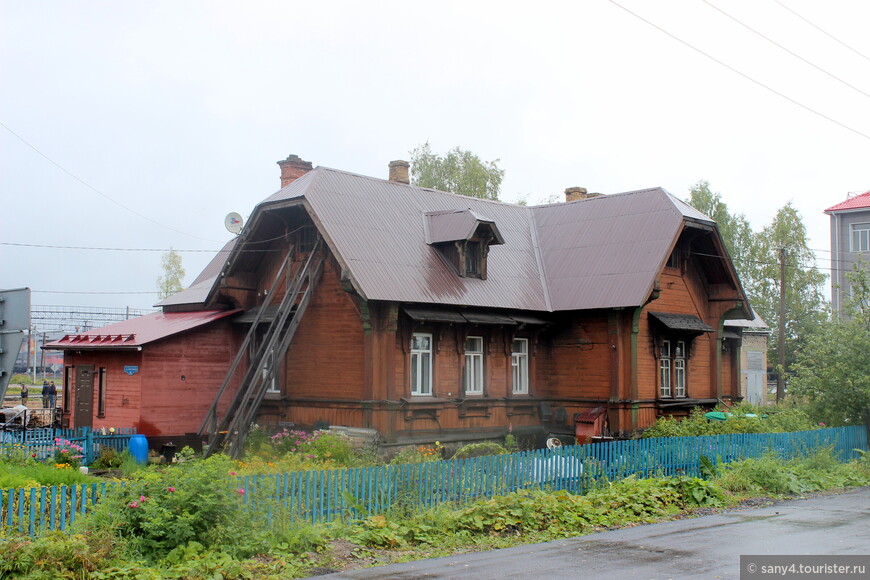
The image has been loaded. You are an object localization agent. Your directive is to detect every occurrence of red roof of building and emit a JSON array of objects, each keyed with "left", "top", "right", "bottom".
[
  {"left": 45, "top": 309, "right": 240, "bottom": 350},
  {"left": 824, "top": 191, "right": 870, "bottom": 213}
]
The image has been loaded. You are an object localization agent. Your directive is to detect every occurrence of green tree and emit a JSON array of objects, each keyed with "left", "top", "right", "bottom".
[
  {"left": 790, "top": 264, "right": 870, "bottom": 426},
  {"left": 686, "top": 180, "right": 756, "bottom": 290},
  {"left": 409, "top": 142, "right": 505, "bottom": 200},
  {"left": 157, "top": 248, "right": 186, "bottom": 300},
  {"left": 745, "top": 203, "right": 828, "bottom": 371}
]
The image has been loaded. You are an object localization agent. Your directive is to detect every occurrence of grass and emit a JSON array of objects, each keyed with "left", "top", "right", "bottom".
[{"left": 0, "top": 462, "right": 96, "bottom": 489}]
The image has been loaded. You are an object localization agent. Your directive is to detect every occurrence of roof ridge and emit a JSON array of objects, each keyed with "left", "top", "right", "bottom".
[{"left": 526, "top": 205, "right": 553, "bottom": 312}]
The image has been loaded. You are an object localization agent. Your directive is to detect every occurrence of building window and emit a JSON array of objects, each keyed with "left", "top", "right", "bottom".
[
  {"left": 660, "top": 340, "right": 687, "bottom": 398},
  {"left": 411, "top": 333, "right": 433, "bottom": 396},
  {"left": 264, "top": 348, "right": 280, "bottom": 393},
  {"left": 851, "top": 223, "right": 870, "bottom": 252},
  {"left": 465, "top": 241, "right": 481, "bottom": 277},
  {"left": 512, "top": 338, "right": 529, "bottom": 394},
  {"left": 464, "top": 336, "right": 484, "bottom": 395},
  {"left": 63, "top": 366, "right": 72, "bottom": 413},
  {"left": 666, "top": 248, "right": 680, "bottom": 269},
  {"left": 97, "top": 367, "right": 107, "bottom": 418},
  {"left": 299, "top": 224, "right": 317, "bottom": 253},
  {"left": 660, "top": 340, "right": 671, "bottom": 397}
]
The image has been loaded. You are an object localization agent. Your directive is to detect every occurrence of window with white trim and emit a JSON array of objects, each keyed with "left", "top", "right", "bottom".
[
  {"left": 659, "top": 339, "right": 687, "bottom": 398},
  {"left": 264, "top": 348, "right": 279, "bottom": 393},
  {"left": 851, "top": 223, "right": 870, "bottom": 252},
  {"left": 659, "top": 340, "right": 672, "bottom": 398},
  {"left": 410, "top": 333, "right": 433, "bottom": 396},
  {"left": 511, "top": 338, "right": 529, "bottom": 394},
  {"left": 464, "top": 336, "right": 484, "bottom": 395}
]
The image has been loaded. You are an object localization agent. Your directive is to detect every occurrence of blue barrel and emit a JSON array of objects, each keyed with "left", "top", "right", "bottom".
[{"left": 128, "top": 434, "right": 148, "bottom": 464}]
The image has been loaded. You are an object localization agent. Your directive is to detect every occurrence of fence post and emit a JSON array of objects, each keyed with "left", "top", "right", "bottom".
[{"left": 84, "top": 428, "right": 95, "bottom": 465}]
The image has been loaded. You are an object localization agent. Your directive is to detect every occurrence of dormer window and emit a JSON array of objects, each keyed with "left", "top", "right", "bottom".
[
  {"left": 425, "top": 209, "right": 504, "bottom": 280},
  {"left": 463, "top": 240, "right": 481, "bottom": 277}
]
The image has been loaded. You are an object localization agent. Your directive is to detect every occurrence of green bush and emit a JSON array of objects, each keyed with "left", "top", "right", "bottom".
[
  {"left": 0, "top": 532, "right": 115, "bottom": 579},
  {"left": 389, "top": 443, "right": 444, "bottom": 464},
  {"left": 91, "top": 447, "right": 123, "bottom": 469},
  {"left": 640, "top": 404, "right": 817, "bottom": 438},
  {"left": 80, "top": 454, "right": 268, "bottom": 561},
  {"left": 451, "top": 441, "right": 507, "bottom": 460},
  {"left": 714, "top": 449, "right": 870, "bottom": 495}
]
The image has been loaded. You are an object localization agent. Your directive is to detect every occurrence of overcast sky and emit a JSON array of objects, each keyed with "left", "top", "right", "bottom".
[{"left": 2, "top": 1, "right": 868, "bottom": 325}]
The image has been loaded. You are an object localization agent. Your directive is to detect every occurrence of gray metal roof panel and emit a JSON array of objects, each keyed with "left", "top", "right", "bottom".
[{"left": 235, "top": 169, "right": 722, "bottom": 313}]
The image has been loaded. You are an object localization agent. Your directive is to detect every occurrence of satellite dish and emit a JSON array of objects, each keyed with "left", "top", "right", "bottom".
[
  {"left": 546, "top": 437, "right": 562, "bottom": 450},
  {"left": 224, "top": 212, "right": 244, "bottom": 234}
]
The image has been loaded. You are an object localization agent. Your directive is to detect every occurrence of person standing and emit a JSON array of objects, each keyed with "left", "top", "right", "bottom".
[
  {"left": 42, "top": 380, "right": 50, "bottom": 408},
  {"left": 20, "top": 383, "right": 28, "bottom": 405},
  {"left": 48, "top": 381, "right": 57, "bottom": 409}
]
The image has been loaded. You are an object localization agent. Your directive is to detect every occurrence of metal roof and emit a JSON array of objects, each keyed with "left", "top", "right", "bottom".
[
  {"left": 648, "top": 311, "right": 714, "bottom": 333},
  {"left": 424, "top": 209, "right": 505, "bottom": 245},
  {"left": 45, "top": 310, "right": 240, "bottom": 349},
  {"left": 207, "top": 167, "right": 735, "bottom": 314},
  {"left": 824, "top": 190, "right": 870, "bottom": 213},
  {"left": 156, "top": 238, "right": 238, "bottom": 308}
]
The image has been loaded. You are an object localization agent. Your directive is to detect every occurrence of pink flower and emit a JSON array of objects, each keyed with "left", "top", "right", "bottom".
[
  {"left": 167, "top": 487, "right": 175, "bottom": 493},
  {"left": 236, "top": 488, "right": 245, "bottom": 496},
  {"left": 128, "top": 501, "right": 139, "bottom": 508},
  {"left": 139, "top": 495, "right": 146, "bottom": 502},
  {"left": 229, "top": 471, "right": 237, "bottom": 476}
]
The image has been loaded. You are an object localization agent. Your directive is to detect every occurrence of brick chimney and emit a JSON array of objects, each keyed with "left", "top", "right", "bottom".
[
  {"left": 277, "top": 154, "right": 313, "bottom": 188},
  {"left": 389, "top": 160, "right": 410, "bottom": 184},
  {"left": 565, "top": 186, "right": 603, "bottom": 202}
]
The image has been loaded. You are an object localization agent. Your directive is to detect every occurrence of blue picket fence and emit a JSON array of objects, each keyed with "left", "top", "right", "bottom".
[
  {"left": 1, "top": 425, "right": 866, "bottom": 537},
  {"left": 0, "top": 427, "right": 136, "bottom": 466}
]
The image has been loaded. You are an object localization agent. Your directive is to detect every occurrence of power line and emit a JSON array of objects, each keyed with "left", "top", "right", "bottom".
[
  {"left": 702, "top": 0, "right": 870, "bottom": 102},
  {"left": 606, "top": 0, "right": 870, "bottom": 141},
  {"left": 33, "top": 290, "right": 160, "bottom": 295},
  {"left": 773, "top": 0, "right": 870, "bottom": 64},
  {"left": 0, "top": 120, "right": 221, "bottom": 243},
  {"left": 1, "top": 242, "right": 219, "bottom": 252}
]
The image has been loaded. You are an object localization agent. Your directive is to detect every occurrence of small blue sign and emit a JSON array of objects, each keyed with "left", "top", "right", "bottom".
[{"left": 123, "top": 366, "right": 139, "bottom": 376}]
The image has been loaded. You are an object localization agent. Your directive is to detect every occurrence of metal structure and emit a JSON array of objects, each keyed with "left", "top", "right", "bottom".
[
  {"left": 31, "top": 305, "right": 158, "bottom": 334},
  {"left": 0, "top": 288, "right": 31, "bottom": 401},
  {"left": 200, "top": 238, "right": 324, "bottom": 458}
]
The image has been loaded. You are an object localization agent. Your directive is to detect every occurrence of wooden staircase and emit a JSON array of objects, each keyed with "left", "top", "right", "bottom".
[{"left": 199, "top": 238, "right": 324, "bottom": 458}]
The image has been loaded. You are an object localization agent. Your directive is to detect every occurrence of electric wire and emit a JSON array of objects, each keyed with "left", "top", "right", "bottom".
[
  {"left": 773, "top": 0, "right": 870, "bottom": 64},
  {"left": 702, "top": 0, "right": 870, "bottom": 102},
  {"left": 606, "top": 0, "right": 870, "bottom": 141},
  {"left": 0, "top": 120, "right": 221, "bottom": 243}
]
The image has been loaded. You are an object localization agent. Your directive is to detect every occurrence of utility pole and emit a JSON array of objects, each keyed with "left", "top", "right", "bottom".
[{"left": 776, "top": 247, "right": 787, "bottom": 403}]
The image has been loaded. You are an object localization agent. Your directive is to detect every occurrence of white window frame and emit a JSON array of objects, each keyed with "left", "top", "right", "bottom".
[
  {"left": 674, "top": 340, "right": 686, "bottom": 398},
  {"left": 410, "top": 333, "right": 433, "bottom": 396},
  {"left": 851, "top": 223, "right": 870, "bottom": 253},
  {"left": 264, "top": 348, "right": 280, "bottom": 393},
  {"left": 511, "top": 338, "right": 529, "bottom": 395},
  {"left": 660, "top": 339, "right": 688, "bottom": 398},
  {"left": 659, "top": 340, "right": 672, "bottom": 398},
  {"left": 464, "top": 336, "right": 484, "bottom": 395}
]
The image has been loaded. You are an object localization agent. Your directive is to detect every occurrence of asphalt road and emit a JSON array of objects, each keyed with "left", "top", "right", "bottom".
[{"left": 316, "top": 487, "right": 870, "bottom": 580}]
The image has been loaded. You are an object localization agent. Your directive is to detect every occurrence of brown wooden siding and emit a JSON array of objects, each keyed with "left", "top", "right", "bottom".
[{"left": 280, "top": 256, "right": 367, "bottom": 403}]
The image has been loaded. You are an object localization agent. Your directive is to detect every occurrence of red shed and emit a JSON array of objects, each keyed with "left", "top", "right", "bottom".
[{"left": 46, "top": 310, "right": 240, "bottom": 441}]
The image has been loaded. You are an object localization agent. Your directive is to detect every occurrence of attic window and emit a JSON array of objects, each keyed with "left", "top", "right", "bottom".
[
  {"left": 424, "top": 209, "right": 504, "bottom": 280},
  {"left": 299, "top": 224, "right": 317, "bottom": 253},
  {"left": 464, "top": 241, "right": 481, "bottom": 277}
]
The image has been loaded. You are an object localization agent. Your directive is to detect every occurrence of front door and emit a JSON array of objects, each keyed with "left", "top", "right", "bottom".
[{"left": 74, "top": 365, "right": 94, "bottom": 428}]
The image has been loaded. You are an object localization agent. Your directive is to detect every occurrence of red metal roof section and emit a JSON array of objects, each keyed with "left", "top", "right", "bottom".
[
  {"left": 45, "top": 309, "right": 240, "bottom": 349},
  {"left": 824, "top": 190, "right": 870, "bottom": 213}
]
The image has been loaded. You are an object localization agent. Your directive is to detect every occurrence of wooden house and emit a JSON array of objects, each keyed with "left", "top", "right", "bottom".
[{"left": 47, "top": 154, "right": 751, "bottom": 451}]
